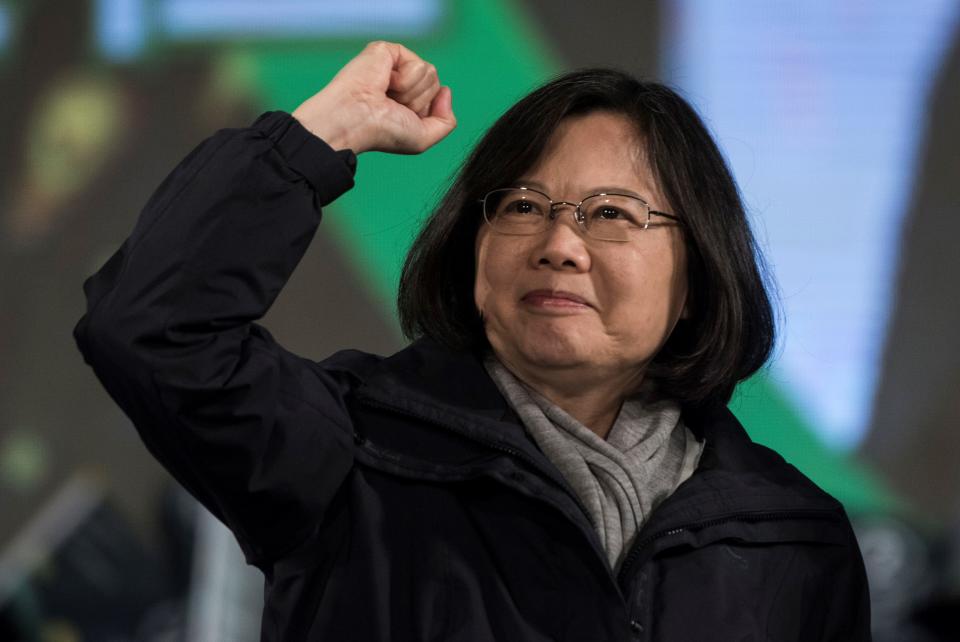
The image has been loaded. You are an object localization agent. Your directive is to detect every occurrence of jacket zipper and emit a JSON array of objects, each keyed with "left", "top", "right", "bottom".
[{"left": 615, "top": 508, "right": 845, "bottom": 585}]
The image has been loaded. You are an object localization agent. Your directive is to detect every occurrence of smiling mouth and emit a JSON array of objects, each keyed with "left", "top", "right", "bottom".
[{"left": 520, "top": 289, "right": 592, "bottom": 309}]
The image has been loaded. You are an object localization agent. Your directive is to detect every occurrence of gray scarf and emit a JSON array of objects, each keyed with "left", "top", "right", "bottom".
[{"left": 484, "top": 355, "right": 703, "bottom": 571}]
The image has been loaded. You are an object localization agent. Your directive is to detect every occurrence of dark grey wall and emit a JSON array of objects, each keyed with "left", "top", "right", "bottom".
[
  {"left": 518, "top": 0, "right": 661, "bottom": 78},
  {"left": 861, "top": 25, "right": 960, "bottom": 525}
]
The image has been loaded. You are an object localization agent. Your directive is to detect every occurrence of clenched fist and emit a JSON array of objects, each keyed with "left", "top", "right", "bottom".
[{"left": 292, "top": 41, "right": 456, "bottom": 155}]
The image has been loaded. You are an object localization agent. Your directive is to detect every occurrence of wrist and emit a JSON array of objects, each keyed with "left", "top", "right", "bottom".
[{"left": 291, "top": 109, "right": 365, "bottom": 154}]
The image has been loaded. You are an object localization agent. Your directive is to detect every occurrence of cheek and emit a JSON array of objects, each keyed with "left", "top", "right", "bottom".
[
  {"left": 474, "top": 233, "right": 523, "bottom": 312},
  {"left": 606, "top": 244, "right": 687, "bottom": 330},
  {"left": 666, "top": 236, "right": 690, "bottom": 320}
]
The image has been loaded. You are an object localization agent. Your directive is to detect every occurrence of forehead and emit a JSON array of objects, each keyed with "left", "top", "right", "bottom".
[{"left": 521, "top": 111, "right": 660, "bottom": 200}]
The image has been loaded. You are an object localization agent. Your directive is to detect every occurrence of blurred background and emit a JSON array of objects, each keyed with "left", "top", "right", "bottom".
[{"left": 1, "top": 0, "right": 958, "bottom": 640}]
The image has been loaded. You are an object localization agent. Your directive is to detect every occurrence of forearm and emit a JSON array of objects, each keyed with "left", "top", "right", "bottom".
[{"left": 75, "top": 111, "right": 355, "bottom": 371}]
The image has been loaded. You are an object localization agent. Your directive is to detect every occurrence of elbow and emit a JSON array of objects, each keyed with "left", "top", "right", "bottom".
[
  {"left": 74, "top": 304, "right": 138, "bottom": 372},
  {"left": 74, "top": 283, "right": 162, "bottom": 375}
]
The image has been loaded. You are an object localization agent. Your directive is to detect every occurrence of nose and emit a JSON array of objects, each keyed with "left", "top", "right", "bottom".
[{"left": 532, "top": 203, "right": 591, "bottom": 271}]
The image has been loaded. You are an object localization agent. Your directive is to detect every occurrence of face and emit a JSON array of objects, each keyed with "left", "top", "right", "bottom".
[{"left": 474, "top": 110, "right": 688, "bottom": 390}]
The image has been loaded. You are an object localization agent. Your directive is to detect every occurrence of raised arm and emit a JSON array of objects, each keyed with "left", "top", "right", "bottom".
[{"left": 74, "top": 42, "right": 455, "bottom": 567}]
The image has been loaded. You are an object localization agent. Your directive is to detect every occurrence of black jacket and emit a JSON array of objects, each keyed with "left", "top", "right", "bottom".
[{"left": 75, "top": 111, "right": 871, "bottom": 641}]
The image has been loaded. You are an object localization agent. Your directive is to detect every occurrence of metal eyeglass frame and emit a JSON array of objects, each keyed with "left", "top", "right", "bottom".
[{"left": 479, "top": 186, "right": 682, "bottom": 241}]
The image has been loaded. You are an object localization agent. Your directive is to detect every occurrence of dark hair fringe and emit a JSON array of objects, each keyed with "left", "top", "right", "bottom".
[{"left": 398, "top": 68, "right": 776, "bottom": 409}]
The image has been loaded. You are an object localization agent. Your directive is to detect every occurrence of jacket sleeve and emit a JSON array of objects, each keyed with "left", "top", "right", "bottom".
[{"left": 74, "top": 111, "right": 358, "bottom": 568}]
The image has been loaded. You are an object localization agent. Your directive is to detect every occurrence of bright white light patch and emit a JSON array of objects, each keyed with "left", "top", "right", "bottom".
[
  {"left": 0, "top": 4, "right": 10, "bottom": 54},
  {"left": 158, "top": 0, "right": 441, "bottom": 38},
  {"left": 96, "top": 0, "right": 148, "bottom": 61},
  {"left": 96, "top": 0, "right": 441, "bottom": 61}
]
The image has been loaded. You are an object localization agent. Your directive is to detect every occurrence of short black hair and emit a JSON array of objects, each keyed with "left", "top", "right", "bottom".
[{"left": 398, "top": 68, "right": 776, "bottom": 409}]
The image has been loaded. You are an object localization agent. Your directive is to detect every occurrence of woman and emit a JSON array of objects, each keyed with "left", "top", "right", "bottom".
[{"left": 75, "top": 42, "right": 870, "bottom": 640}]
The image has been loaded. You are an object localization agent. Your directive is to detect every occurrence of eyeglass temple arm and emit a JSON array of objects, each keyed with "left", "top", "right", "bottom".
[{"left": 650, "top": 210, "right": 681, "bottom": 223}]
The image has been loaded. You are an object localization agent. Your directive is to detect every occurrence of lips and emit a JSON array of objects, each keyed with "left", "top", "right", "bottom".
[{"left": 521, "top": 289, "right": 593, "bottom": 308}]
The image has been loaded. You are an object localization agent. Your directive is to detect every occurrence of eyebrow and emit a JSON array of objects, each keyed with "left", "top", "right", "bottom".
[{"left": 516, "top": 179, "right": 650, "bottom": 202}]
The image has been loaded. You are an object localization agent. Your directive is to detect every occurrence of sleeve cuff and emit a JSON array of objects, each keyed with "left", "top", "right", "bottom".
[{"left": 250, "top": 110, "right": 357, "bottom": 206}]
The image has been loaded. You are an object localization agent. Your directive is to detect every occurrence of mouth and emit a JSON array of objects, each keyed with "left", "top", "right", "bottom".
[{"left": 520, "top": 289, "right": 593, "bottom": 310}]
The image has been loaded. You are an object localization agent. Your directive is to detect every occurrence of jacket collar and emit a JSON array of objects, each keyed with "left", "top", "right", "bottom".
[
  {"left": 354, "top": 338, "right": 545, "bottom": 462},
  {"left": 358, "top": 338, "right": 508, "bottom": 420},
  {"left": 353, "top": 338, "right": 844, "bottom": 521},
  {"left": 643, "top": 403, "right": 845, "bottom": 534}
]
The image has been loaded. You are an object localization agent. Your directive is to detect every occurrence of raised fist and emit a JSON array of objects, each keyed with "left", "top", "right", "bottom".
[{"left": 292, "top": 41, "right": 456, "bottom": 155}]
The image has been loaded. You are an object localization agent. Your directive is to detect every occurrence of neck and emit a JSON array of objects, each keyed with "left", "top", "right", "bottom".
[{"left": 494, "top": 353, "right": 643, "bottom": 440}]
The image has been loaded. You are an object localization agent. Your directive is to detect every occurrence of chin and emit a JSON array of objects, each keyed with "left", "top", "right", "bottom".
[
  {"left": 511, "top": 328, "right": 592, "bottom": 370},
  {"left": 485, "top": 313, "right": 599, "bottom": 370}
]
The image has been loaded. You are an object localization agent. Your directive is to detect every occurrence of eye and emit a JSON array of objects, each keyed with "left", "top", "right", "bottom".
[
  {"left": 583, "top": 195, "right": 646, "bottom": 227},
  {"left": 596, "top": 205, "right": 626, "bottom": 220},
  {"left": 502, "top": 198, "right": 543, "bottom": 216}
]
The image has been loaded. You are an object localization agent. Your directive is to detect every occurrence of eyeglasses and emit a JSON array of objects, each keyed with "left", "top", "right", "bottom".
[{"left": 480, "top": 187, "right": 681, "bottom": 242}]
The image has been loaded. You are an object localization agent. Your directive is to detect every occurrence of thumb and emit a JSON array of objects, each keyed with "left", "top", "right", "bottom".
[{"left": 418, "top": 86, "right": 457, "bottom": 149}]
